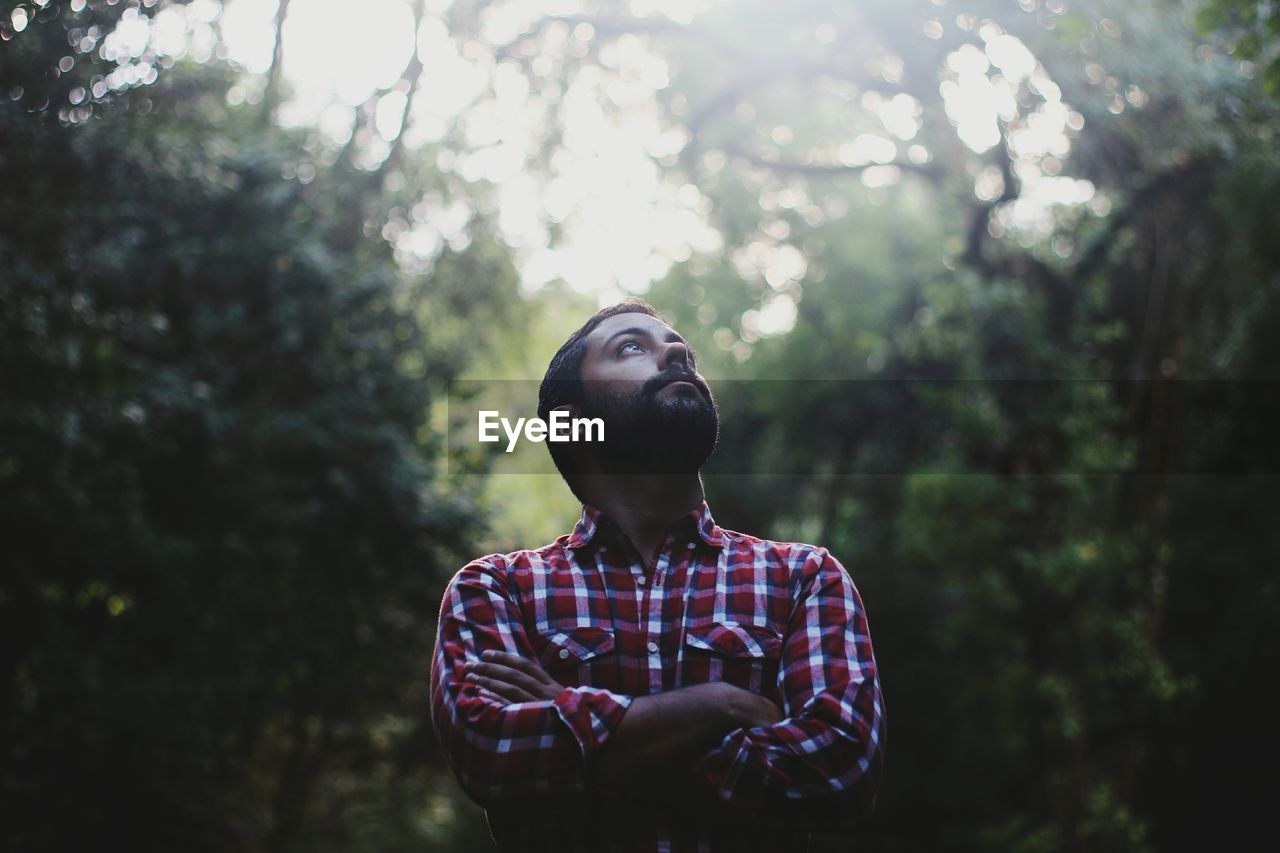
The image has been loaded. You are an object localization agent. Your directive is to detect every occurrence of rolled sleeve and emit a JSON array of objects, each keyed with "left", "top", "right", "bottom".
[
  {"left": 552, "top": 685, "right": 633, "bottom": 758},
  {"left": 696, "top": 549, "right": 886, "bottom": 821},
  {"left": 429, "top": 557, "right": 633, "bottom": 805}
]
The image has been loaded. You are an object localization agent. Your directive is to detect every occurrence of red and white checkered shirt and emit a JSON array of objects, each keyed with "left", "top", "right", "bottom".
[{"left": 429, "top": 500, "right": 886, "bottom": 851}]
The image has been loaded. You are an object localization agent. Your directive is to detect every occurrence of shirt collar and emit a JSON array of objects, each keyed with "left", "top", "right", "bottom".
[{"left": 566, "top": 499, "right": 726, "bottom": 550}]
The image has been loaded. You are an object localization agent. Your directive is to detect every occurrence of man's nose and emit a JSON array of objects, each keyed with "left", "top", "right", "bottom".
[{"left": 659, "top": 340, "right": 692, "bottom": 371}]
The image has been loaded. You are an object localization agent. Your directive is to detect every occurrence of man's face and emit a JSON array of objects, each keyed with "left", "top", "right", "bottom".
[{"left": 574, "top": 313, "right": 719, "bottom": 473}]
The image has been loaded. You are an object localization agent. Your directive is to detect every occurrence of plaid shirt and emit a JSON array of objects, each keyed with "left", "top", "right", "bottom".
[{"left": 429, "top": 500, "right": 885, "bottom": 851}]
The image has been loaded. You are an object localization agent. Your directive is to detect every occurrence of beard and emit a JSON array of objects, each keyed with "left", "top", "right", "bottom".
[{"left": 577, "top": 369, "right": 720, "bottom": 475}]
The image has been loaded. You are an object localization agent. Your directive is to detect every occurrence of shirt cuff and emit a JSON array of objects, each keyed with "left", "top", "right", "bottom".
[
  {"left": 551, "top": 685, "right": 633, "bottom": 761},
  {"left": 697, "top": 730, "right": 770, "bottom": 808}
]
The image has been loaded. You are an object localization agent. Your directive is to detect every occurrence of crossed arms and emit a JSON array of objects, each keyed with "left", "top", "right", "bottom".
[
  {"left": 461, "top": 649, "right": 783, "bottom": 794},
  {"left": 428, "top": 548, "right": 886, "bottom": 825}
]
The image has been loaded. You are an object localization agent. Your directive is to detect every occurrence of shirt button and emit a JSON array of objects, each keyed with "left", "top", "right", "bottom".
[
  {"left": 687, "top": 542, "right": 696, "bottom": 549},
  {"left": 636, "top": 576, "right": 646, "bottom": 585},
  {"left": 559, "top": 648, "right": 570, "bottom": 660},
  {"left": 599, "top": 545, "right": 607, "bottom": 553},
  {"left": 647, "top": 641, "right": 659, "bottom": 654}
]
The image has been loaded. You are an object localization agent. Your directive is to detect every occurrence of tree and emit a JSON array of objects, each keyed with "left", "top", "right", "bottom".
[
  {"left": 1, "top": 2, "right": 516, "bottom": 849},
  {"left": 494, "top": 0, "right": 1279, "bottom": 848}
]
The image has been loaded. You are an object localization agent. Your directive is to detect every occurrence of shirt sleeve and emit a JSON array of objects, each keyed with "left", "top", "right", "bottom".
[
  {"left": 695, "top": 548, "right": 886, "bottom": 823},
  {"left": 429, "top": 556, "right": 633, "bottom": 806}
]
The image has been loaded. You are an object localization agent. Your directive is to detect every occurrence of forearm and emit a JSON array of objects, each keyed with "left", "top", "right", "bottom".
[
  {"left": 592, "top": 681, "right": 776, "bottom": 791},
  {"left": 432, "top": 608, "right": 633, "bottom": 803},
  {"left": 694, "top": 550, "right": 886, "bottom": 820},
  {"left": 698, "top": 693, "right": 883, "bottom": 812},
  {"left": 434, "top": 687, "right": 585, "bottom": 801}
]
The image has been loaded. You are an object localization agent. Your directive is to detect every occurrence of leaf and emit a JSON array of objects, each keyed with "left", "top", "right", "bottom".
[
  {"left": 1263, "top": 59, "right": 1280, "bottom": 99},
  {"left": 1056, "top": 11, "right": 1093, "bottom": 44},
  {"left": 1236, "top": 30, "right": 1262, "bottom": 57},
  {"left": 1195, "top": 3, "right": 1230, "bottom": 34}
]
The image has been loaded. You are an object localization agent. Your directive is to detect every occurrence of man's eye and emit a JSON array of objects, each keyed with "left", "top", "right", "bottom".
[{"left": 617, "top": 341, "right": 644, "bottom": 355}]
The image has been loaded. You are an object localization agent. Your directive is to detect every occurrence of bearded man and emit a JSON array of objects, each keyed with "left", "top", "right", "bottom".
[{"left": 430, "top": 300, "right": 886, "bottom": 851}]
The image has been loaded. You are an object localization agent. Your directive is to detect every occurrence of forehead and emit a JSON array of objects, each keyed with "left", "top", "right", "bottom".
[{"left": 584, "top": 312, "right": 681, "bottom": 353}]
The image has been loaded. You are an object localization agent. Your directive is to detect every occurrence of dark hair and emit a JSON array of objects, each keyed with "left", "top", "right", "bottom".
[{"left": 537, "top": 298, "right": 665, "bottom": 502}]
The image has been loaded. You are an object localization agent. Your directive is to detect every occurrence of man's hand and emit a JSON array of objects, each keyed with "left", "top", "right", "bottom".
[{"left": 463, "top": 650, "right": 564, "bottom": 703}]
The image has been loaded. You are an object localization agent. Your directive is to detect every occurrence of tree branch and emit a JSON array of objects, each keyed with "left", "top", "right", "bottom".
[
  {"left": 1073, "top": 155, "right": 1218, "bottom": 284},
  {"left": 262, "top": 0, "right": 292, "bottom": 122},
  {"left": 962, "top": 133, "right": 1019, "bottom": 273},
  {"left": 717, "top": 141, "right": 943, "bottom": 181},
  {"left": 374, "top": 0, "right": 430, "bottom": 184},
  {"left": 494, "top": 15, "right": 749, "bottom": 64}
]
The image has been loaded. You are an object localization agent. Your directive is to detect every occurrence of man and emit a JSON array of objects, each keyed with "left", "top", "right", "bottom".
[{"left": 430, "top": 300, "right": 886, "bottom": 851}]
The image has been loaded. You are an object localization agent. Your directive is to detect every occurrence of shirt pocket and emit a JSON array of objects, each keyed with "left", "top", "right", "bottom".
[
  {"left": 531, "top": 625, "right": 617, "bottom": 687},
  {"left": 683, "top": 621, "right": 783, "bottom": 699}
]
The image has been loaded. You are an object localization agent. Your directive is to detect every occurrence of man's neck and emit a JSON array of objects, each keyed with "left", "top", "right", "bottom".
[{"left": 578, "top": 473, "right": 705, "bottom": 566}]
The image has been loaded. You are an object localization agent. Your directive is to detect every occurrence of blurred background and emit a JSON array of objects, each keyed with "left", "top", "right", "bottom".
[{"left": 3, "top": 0, "right": 1278, "bottom": 850}]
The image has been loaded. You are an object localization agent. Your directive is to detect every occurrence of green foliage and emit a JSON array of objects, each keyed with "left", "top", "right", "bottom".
[
  {"left": 0, "top": 4, "right": 510, "bottom": 850},
  {"left": 3, "top": 0, "right": 1278, "bottom": 851},
  {"left": 1197, "top": 0, "right": 1280, "bottom": 95},
  {"left": 645, "top": 0, "right": 1280, "bottom": 849}
]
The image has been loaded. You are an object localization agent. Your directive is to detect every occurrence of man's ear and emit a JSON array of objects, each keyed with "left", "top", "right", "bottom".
[{"left": 550, "top": 402, "right": 578, "bottom": 419}]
